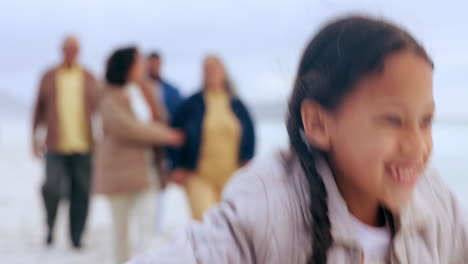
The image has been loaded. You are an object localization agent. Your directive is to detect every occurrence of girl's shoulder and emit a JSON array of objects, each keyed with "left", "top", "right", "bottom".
[
  {"left": 225, "top": 150, "right": 299, "bottom": 195},
  {"left": 222, "top": 150, "right": 308, "bottom": 221},
  {"left": 128, "top": 150, "right": 310, "bottom": 264},
  {"left": 403, "top": 166, "right": 463, "bottom": 231},
  {"left": 399, "top": 166, "right": 468, "bottom": 262},
  {"left": 414, "top": 166, "right": 455, "bottom": 212}
]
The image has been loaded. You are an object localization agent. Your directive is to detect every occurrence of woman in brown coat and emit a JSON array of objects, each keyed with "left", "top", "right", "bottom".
[{"left": 93, "top": 47, "right": 183, "bottom": 264}]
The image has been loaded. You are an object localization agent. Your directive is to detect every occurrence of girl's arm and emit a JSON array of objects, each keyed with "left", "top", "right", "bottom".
[{"left": 127, "top": 168, "right": 268, "bottom": 264}]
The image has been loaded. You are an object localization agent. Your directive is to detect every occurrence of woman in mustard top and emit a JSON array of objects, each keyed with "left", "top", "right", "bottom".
[{"left": 169, "top": 55, "right": 255, "bottom": 220}]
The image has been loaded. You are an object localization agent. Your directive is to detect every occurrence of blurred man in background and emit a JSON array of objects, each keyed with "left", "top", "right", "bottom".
[
  {"left": 32, "top": 36, "right": 97, "bottom": 249},
  {"left": 147, "top": 52, "right": 183, "bottom": 119}
]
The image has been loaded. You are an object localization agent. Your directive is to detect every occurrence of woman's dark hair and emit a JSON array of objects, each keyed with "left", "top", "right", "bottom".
[
  {"left": 105, "top": 46, "right": 138, "bottom": 86},
  {"left": 148, "top": 51, "right": 160, "bottom": 60},
  {"left": 285, "top": 16, "right": 433, "bottom": 263}
]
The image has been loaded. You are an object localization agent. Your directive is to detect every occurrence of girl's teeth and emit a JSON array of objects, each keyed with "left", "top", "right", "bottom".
[
  {"left": 390, "top": 166, "right": 418, "bottom": 182},
  {"left": 402, "top": 169, "right": 409, "bottom": 180},
  {"left": 402, "top": 172, "right": 409, "bottom": 181}
]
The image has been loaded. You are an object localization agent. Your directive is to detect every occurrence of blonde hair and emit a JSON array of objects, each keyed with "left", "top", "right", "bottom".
[{"left": 203, "top": 55, "right": 236, "bottom": 97}]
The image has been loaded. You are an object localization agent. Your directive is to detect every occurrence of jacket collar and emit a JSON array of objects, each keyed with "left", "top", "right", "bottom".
[{"left": 292, "top": 154, "right": 433, "bottom": 249}]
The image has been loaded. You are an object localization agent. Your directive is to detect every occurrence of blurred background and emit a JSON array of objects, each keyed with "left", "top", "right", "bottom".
[{"left": 0, "top": 0, "right": 467, "bottom": 263}]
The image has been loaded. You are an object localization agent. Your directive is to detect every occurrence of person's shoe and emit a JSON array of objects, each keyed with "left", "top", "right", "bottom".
[
  {"left": 45, "top": 232, "right": 53, "bottom": 246},
  {"left": 72, "top": 244, "right": 82, "bottom": 250},
  {"left": 71, "top": 239, "right": 82, "bottom": 250}
]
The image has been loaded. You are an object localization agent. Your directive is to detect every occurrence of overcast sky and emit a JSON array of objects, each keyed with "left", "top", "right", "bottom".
[{"left": 1, "top": 0, "right": 467, "bottom": 118}]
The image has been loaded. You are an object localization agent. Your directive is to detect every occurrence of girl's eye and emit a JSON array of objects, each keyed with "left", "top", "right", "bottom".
[
  {"left": 383, "top": 115, "right": 402, "bottom": 127},
  {"left": 421, "top": 114, "right": 434, "bottom": 128}
]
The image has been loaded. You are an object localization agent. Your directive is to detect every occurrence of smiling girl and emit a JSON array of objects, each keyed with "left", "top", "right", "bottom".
[{"left": 129, "top": 15, "right": 468, "bottom": 264}]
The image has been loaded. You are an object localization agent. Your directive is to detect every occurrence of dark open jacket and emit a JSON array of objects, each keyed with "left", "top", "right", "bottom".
[
  {"left": 160, "top": 79, "right": 183, "bottom": 120},
  {"left": 169, "top": 91, "right": 255, "bottom": 171}
]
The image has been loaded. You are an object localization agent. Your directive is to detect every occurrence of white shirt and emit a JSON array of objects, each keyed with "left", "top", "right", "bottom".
[
  {"left": 125, "top": 83, "right": 160, "bottom": 188},
  {"left": 126, "top": 83, "right": 152, "bottom": 123},
  {"left": 350, "top": 214, "right": 392, "bottom": 260}
]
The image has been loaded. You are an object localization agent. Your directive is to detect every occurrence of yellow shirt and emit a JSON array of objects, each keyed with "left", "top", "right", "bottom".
[
  {"left": 195, "top": 90, "right": 241, "bottom": 190},
  {"left": 56, "top": 65, "right": 90, "bottom": 153}
]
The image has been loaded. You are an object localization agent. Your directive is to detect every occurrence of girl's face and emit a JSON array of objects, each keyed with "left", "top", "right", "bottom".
[{"left": 313, "top": 51, "right": 434, "bottom": 217}]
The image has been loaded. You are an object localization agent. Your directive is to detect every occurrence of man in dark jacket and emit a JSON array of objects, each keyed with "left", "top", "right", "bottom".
[{"left": 147, "top": 52, "right": 183, "bottom": 119}]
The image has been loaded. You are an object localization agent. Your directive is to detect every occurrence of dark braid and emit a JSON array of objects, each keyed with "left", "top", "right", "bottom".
[
  {"left": 285, "top": 15, "right": 432, "bottom": 263},
  {"left": 287, "top": 114, "right": 332, "bottom": 264}
]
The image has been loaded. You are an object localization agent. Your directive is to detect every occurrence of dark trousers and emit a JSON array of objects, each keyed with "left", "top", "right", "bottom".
[{"left": 41, "top": 152, "right": 92, "bottom": 246}]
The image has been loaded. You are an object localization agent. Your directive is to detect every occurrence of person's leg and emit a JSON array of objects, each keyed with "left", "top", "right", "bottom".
[
  {"left": 68, "top": 153, "right": 92, "bottom": 248},
  {"left": 41, "top": 152, "right": 67, "bottom": 245},
  {"left": 109, "top": 194, "right": 132, "bottom": 264},
  {"left": 131, "top": 189, "right": 156, "bottom": 255},
  {"left": 185, "top": 176, "right": 218, "bottom": 221}
]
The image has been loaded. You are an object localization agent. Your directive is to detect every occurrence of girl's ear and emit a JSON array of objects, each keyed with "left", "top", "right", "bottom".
[{"left": 300, "top": 99, "right": 332, "bottom": 151}]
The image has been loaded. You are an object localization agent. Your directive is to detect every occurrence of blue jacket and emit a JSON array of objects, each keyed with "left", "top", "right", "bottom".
[
  {"left": 169, "top": 91, "right": 255, "bottom": 171},
  {"left": 160, "top": 79, "right": 183, "bottom": 119}
]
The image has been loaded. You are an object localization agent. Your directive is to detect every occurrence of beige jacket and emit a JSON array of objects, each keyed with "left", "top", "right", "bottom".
[
  {"left": 32, "top": 65, "right": 97, "bottom": 152},
  {"left": 129, "top": 150, "right": 468, "bottom": 263},
  {"left": 93, "top": 84, "right": 170, "bottom": 195}
]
